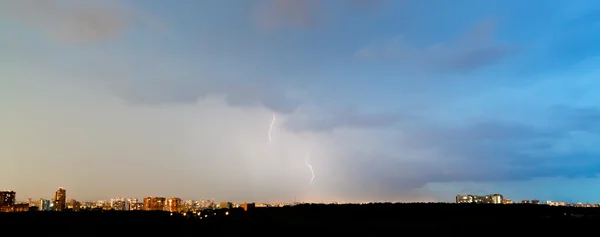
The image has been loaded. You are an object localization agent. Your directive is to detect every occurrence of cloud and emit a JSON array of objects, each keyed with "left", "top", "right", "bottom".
[
  {"left": 354, "top": 20, "right": 517, "bottom": 72},
  {"left": 0, "top": 0, "right": 160, "bottom": 43},
  {"left": 344, "top": 106, "right": 600, "bottom": 194},
  {"left": 252, "top": 0, "right": 385, "bottom": 30},
  {"left": 0, "top": 61, "right": 414, "bottom": 202},
  {"left": 253, "top": 0, "right": 322, "bottom": 30},
  {"left": 106, "top": 78, "right": 301, "bottom": 114},
  {"left": 284, "top": 106, "right": 406, "bottom": 132},
  {"left": 79, "top": 59, "right": 303, "bottom": 114},
  {"left": 0, "top": 73, "right": 317, "bottom": 201}
]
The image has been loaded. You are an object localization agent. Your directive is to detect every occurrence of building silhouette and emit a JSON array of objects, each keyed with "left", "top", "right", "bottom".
[
  {"left": 53, "top": 187, "right": 67, "bottom": 211},
  {"left": 240, "top": 203, "right": 255, "bottom": 211},
  {"left": 0, "top": 191, "right": 16, "bottom": 207}
]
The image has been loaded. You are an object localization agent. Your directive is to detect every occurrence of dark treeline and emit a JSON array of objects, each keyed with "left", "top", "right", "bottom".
[{"left": 1, "top": 203, "right": 597, "bottom": 235}]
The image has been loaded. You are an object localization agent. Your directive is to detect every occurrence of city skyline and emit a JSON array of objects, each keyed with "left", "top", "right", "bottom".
[
  {"left": 4, "top": 185, "right": 600, "bottom": 205},
  {"left": 2, "top": 0, "right": 600, "bottom": 203}
]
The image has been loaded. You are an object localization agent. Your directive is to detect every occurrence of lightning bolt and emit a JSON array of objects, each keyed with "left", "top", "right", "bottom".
[
  {"left": 268, "top": 114, "right": 275, "bottom": 144},
  {"left": 305, "top": 153, "right": 315, "bottom": 184}
]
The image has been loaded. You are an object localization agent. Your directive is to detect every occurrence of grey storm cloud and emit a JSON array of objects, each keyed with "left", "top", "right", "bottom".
[
  {"left": 329, "top": 106, "right": 600, "bottom": 196},
  {"left": 354, "top": 20, "right": 517, "bottom": 72},
  {"left": 105, "top": 75, "right": 301, "bottom": 114},
  {"left": 283, "top": 107, "right": 407, "bottom": 132}
]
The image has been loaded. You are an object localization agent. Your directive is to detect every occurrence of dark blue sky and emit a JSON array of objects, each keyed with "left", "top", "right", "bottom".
[{"left": 1, "top": 0, "right": 600, "bottom": 203}]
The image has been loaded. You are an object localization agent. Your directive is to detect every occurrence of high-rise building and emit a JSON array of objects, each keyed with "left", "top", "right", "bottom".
[
  {"left": 456, "top": 195, "right": 474, "bottom": 203},
  {"left": 166, "top": 198, "right": 181, "bottom": 212},
  {"left": 456, "top": 194, "right": 496, "bottom": 204},
  {"left": 490, "top": 194, "right": 503, "bottom": 204},
  {"left": 127, "top": 198, "right": 138, "bottom": 211},
  {"left": 0, "top": 191, "right": 16, "bottom": 207},
  {"left": 110, "top": 198, "right": 127, "bottom": 211},
  {"left": 143, "top": 197, "right": 166, "bottom": 211},
  {"left": 143, "top": 197, "right": 151, "bottom": 210},
  {"left": 53, "top": 187, "right": 67, "bottom": 211},
  {"left": 39, "top": 199, "right": 51, "bottom": 211},
  {"left": 67, "top": 199, "right": 81, "bottom": 211}
]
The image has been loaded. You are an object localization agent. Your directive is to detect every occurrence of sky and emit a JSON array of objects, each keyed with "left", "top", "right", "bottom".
[{"left": 1, "top": 0, "right": 600, "bottom": 203}]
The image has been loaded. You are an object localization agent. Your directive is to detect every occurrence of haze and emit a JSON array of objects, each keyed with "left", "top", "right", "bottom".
[{"left": 1, "top": 0, "right": 600, "bottom": 203}]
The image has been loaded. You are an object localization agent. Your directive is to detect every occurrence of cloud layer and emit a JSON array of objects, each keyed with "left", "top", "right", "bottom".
[{"left": 354, "top": 20, "right": 517, "bottom": 72}]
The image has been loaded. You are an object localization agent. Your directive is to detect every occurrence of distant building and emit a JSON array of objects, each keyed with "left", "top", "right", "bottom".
[
  {"left": 547, "top": 201, "right": 566, "bottom": 206},
  {"left": 490, "top": 194, "right": 503, "bottom": 204},
  {"left": 127, "top": 198, "right": 138, "bottom": 211},
  {"left": 456, "top": 195, "right": 474, "bottom": 203},
  {"left": 166, "top": 198, "right": 181, "bottom": 212},
  {"left": 1, "top": 203, "right": 29, "bottom": 212},
  {"left": 521, "top": 200, "right": 530, "bottom": 204},
  {"left": 111, "top": 198, "right": 127, "bottom": 211},
  {"left": 39, "top": 199, "right": 51, "bottom": 211},
  {"left": 67, "top": 199, "right": 81, "bottom": 211},
  {"left": 219, "top": 202, "right": 233, "bottom": 209},
  {"left": 475, "top": 195, "right": 492, "bottom": 203},
  {"left": 456, "top": 194, "right": 502, "bottom": 204},
  {"left": 143, "top": 197, "right": 166, "bottom": 211},
  {"left": 240, "top": 203, "right": 255, "bottom": 211},
  {"left": 12, "top": 204, "right": 29, "bottom": 212},
  {"left": 502, "top": 199, "right": 513, "bottom": 204},
  {"left": 531, "top": 200, "right": 540, "bottom": 205},
  {"left": 0, "top": 191, "right": 16, "bottom": 207},
  {"left": 53, "top": 187, "right": 67, "bottom": 211}
]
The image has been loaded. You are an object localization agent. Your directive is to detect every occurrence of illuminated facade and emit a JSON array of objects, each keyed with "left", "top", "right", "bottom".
[
  {"left": 0, "top": 191, "right": 16, "bottom": 207},
  {"left": 127, "top": 198, "right": 139, "bottom": 211},
  {"left": 12, "top": 204, "right": 29, "bottom": 212},
  {"left": 111, "top": 198, "right": 127, "bottom": 211},
  {"left": 166, "top": 198, "right": 182, "bottom": 212},
  {"left": 53, "top": 187, "right": 67, "bottom": 211},
  {"left": 143, "top": 197, "right": 166, "bottom": 211},
  {"left": 0, "top": 203, "right": 29, "bottom": 212},
  {"left": 547, "top": 201, "right": 566, "bottom": 206},
  {"left": 456, "top": 195, "right": 474, "bottom": 203},
  {"left": 240, "top": 203, "right": 255, "bottom": 211},
  {"left": 456, "top": 194, "right": 498, "bottom": 204},
  {"left": 67, "top": 199, "right": 81, "bottom": 211},
  {"left": 490, "top": 194, "right": 503, "bottom": 204},
  {"left": 219, "top": 202, "right": 233, "bottom": 209},
  {"left": 39, "top": 199, "right": 52, "bottom": 211}
]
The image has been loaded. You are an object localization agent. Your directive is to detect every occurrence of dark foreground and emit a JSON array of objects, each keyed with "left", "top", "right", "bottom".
[{"left": 1, "top": 203, "right": 597, "bottom": 235}]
